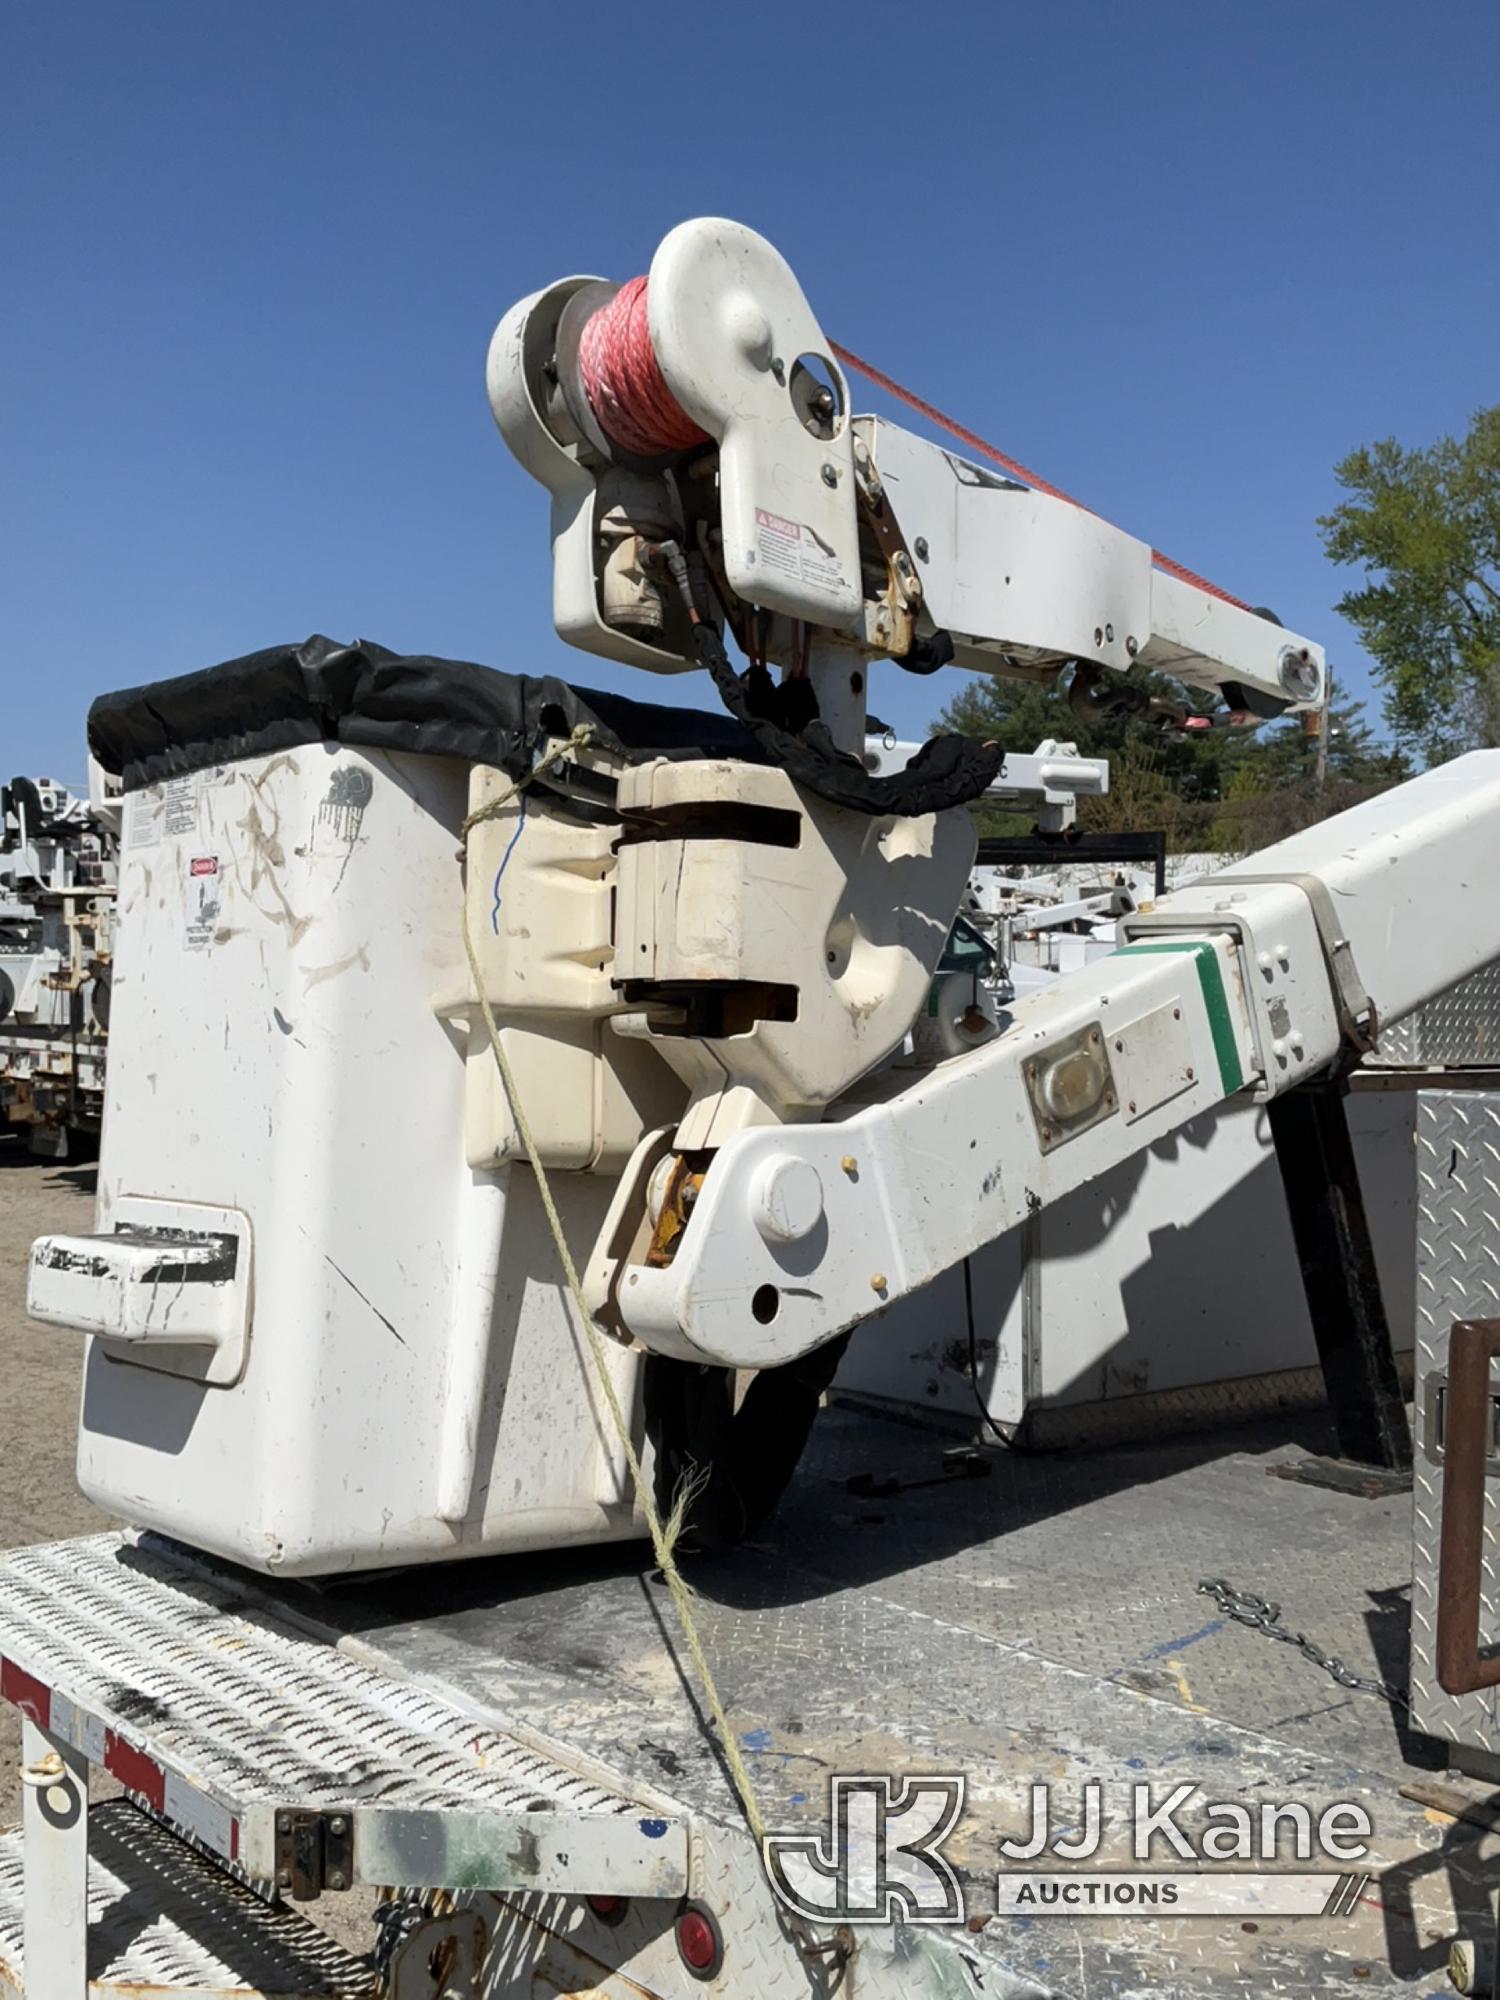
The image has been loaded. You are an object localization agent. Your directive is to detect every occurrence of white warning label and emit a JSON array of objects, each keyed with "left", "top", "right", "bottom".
[
  {"left": 754, "top": 507, "right": 851, "bottom": 603},
  {"left": 125, "top": 792, "right": 161, "bottom": 849},
  {"left": 162, "top": 775, "right": 198, "bottom": 838}
]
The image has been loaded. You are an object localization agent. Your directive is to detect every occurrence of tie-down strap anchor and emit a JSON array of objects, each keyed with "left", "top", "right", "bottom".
[{"left": 1223, "top": 871, "right": 1380, "bottom": 1055}]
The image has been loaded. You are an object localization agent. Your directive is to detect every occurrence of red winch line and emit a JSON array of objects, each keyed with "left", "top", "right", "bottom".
[
  {"left": 829, "top": 340, "right": 1251, "bottom": 612},
  {"left": 577, "top": 276, "right": 711, "bottom": 460},
  {"left": 574, "top": 276, "right": 1249, "bottom": 611}
]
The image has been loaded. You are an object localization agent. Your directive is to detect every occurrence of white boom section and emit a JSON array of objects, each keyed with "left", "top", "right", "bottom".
[
  {"left": 607, "top": 752, "right": 1500, "bottom": 1369},
  {"left": 491, "top": 219, "right": 1324, "bottom": 719},
  {"left": 861, "top": 418, "right": 1324, "bottom": 709}
]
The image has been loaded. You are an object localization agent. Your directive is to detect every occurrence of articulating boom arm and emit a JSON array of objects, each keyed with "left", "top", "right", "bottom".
[
  {"left": 587, "top": 753, "right": 1500, "bottom": 1369},
  {"left": 482, "top": 213, "right": 1449, "bottom": 1386}
]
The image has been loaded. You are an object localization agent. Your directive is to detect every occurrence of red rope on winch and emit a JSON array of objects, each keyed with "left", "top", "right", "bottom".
[
  {"left": 577, "top": 276, "right": 711, "bottom": 459},
  {"left": 830, "top": 339, "right": 1250, "bottom": 611},
  {"left": 573, "top": 276, "right": 1249, "bottom": 611}
]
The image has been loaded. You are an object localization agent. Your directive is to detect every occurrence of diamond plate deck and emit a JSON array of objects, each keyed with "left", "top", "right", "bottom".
[
  {"left": 0, "top": 1800, "right": 372, "bottom": 1998},
  {"left": 317, "top": 1402, "right": 1497, "bottom": 1996},
  {"left": 1410, "top": 1090, "right": 1500, "bottom": 1753}
]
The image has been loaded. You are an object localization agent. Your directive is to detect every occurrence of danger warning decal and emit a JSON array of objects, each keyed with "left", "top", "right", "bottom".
[
  {"left": 185, "top": 854, "right": 221, "bottom": 951},
  {"left": 754, "top": 506, "right": 851, "bottom": 601}
]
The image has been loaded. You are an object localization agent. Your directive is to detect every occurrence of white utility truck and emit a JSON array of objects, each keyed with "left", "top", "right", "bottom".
[
  {"left": 0, "top": 770, "right": 118, "bottom": 1156},
  {"left": 4, "top": 220, "right": 1498, "bottom": 1999}
]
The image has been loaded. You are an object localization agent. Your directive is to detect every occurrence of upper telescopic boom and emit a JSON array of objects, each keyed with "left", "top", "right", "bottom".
[{"left": 489, "top": 217, "right": 1325, "bottom": 729}]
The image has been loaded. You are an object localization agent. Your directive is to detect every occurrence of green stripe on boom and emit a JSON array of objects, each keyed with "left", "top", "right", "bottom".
[{"left": 1113, "top": 941, "right": 1245, "bottom": 1095}]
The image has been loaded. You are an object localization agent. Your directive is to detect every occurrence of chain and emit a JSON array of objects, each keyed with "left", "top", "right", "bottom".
[
  {"left": 1197, "top": 1578, "right": 1409, "bottom": 1708},
  {"left": 370, "top": 1896, "right": 433, "bottom": 1983}
]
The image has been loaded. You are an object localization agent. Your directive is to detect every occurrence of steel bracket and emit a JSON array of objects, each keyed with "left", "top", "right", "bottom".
[
  {"left": 1422, "top": 1372, "right": 1500, "bottom": 1471},
  {"left": 274, "top": 1807, "right": 353, "bottom": 1902}
]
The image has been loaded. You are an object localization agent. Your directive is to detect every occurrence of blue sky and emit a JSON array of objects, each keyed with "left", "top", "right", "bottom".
[{"left": 4, "top": 1, "right": 1497, "bottom": 779}]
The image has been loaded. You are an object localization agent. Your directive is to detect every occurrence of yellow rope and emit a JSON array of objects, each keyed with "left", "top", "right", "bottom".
[{"left": 459, "top": 728, "right": 769, "bottom": 1849}]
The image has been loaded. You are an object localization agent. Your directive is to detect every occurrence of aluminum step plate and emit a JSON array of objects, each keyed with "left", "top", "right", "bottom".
[
  {"left": 0, "top": 1538, "right": 686, "bottom": 1897},
  {"left": 0, "top": 1800, "right": 372, "bottom": 1999}
]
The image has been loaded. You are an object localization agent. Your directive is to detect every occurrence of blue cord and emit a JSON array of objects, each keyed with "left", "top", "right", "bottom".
[{"left": 489, "top": 788, "right": 527, "bottom": 933}]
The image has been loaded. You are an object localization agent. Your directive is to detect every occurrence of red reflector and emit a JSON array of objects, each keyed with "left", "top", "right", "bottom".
[
  {"left": 675, "top": 1904, "right": 722, "bottom": 1977},
  {"left": 587, "top": 1894, "right": 626, "bottom": 1925}
]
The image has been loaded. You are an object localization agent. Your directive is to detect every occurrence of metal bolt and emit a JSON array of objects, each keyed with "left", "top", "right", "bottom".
[
  {"left": 1126, "top": 635, "right": 1139, "bottom": 657},
  {"left": 1040, "top": 1125, "right": 1053, "bottom": 1142},
  {"left": 329, "top": 1816, "right": 347, "bottom": 1835},
  {"left": 1093, "top": 627, "right": 1103, "bottom": 646},
  {"left": 841, "top": 1154, "right": 858, "bottom": 1176},
  {"left": 1128, "top": 1100, "right": 1137, "bottom": 1114},
  {"left": 329, "top": 1871, "right": 347, "bottom": 1890},
  {"left": 277, "top": 1867, "right": 292, "bottom": 1887},
  {"left": 914, "top": 536, "right": 930, "bottom": 561},
  {"left": 1105, "top": 623, "right": 1114, "bottom": 642},
  {"left": 277, "top": 1812, "right": 291, "bottom": 1833},
  {"left": 1114, "top": 1039, "right": 1124, "bottom": 1052},
  {"left": 1186, "top": 1066, "right": 1195, "bottom": 1081},
  {"left": 870, "top": 1273, "right": 888, "bottom": 1293},
  {"left": 821, "top": 463, "right": 839, "bottom": 487},
  {"left": 1172, "top": 1008, "right": 1180, "bottom": 1020}
]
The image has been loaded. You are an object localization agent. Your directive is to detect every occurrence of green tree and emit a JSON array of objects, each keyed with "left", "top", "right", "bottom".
[
  {"left": 1219, "top": 696, "right": 1408, "bottom": 791},
  {"left": 1205, "top": 699, "right": 1409, "bottom": 853},
  {"left": 1319, "top": 407, "right": 1500, "bottom": 763}
]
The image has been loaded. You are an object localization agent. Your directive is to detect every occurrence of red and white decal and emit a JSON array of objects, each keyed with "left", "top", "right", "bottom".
[
  {"left": 755, "top": 506, "right": 801, "bottom": 541},
  {"left": 2, "top": 1654, "right": 240, "bottom": 1862},
  {"left": 1, "top": 1657, "right": 50, "bottom": 1727}
]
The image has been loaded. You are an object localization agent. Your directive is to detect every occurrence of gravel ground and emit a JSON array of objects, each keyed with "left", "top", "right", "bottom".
[{"left": 0, "top": 1131, "right": 113, "bottom": 1821}]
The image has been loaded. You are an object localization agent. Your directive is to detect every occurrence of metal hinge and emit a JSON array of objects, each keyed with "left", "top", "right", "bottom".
[
  {"left": 274, "top": 1807, "right": 354, "bottom": 1901},
  {"left": 1423, "top": 1375, "right": 1500, "bottom": 1471}
]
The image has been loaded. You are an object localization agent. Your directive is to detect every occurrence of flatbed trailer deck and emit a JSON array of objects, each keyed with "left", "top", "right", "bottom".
[{"left": 1, "top": 1400, "right": 1494, "bottom": 1999}]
